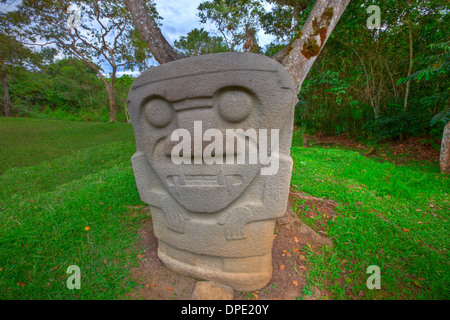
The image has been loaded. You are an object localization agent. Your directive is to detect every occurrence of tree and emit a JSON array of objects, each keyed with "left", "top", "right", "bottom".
[
  {"left": 126, "top": 0, "right": 350, "bottom": 95},
  {"left": 174, "top": 28, "right": 229, "bottom": 56},
  {"left": 8, "top": 0, "right": 154, "bottom": 122},
  {"left": 197, "top": 0, "right": 264, "bottom": 52},
  {"left": 0, "top": 32, "right": 43, "bottom": 117},
  {"left": 124, "top": 0, "right": 186, "bottom": 64},
  {"left": 258, "top": 0, "right": 312, "bottom": 42}
]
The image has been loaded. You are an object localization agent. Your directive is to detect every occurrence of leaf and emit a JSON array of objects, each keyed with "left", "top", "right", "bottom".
[
  {"left": 279, "top": 265, "right": 285, "bottom": 270},
  {"left": 403, "top": 228, "right": 410, "bottom": 233},
  {"left": 292, "top": 280, "right": 298, "bottom": 286}
]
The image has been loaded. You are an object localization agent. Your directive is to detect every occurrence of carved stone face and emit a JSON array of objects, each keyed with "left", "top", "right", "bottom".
[
  {"left": 128, "top": 52, "right": 296, "bottom": 291},
  {"left": 128, "top": 53, "right": 294, "bottom": 214}
]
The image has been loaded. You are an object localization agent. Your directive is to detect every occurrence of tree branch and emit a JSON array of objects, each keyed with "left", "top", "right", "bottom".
[
  {"left": 275, "top": 0, "right": 351, "bottom": 94},
  {"left": 123, "top": 0, "right": 186, "bottom": 64}
]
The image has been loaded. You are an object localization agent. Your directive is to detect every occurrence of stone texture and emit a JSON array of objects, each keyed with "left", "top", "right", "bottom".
[
  {"left": 440, "top": 121, "right": 450, "bottom": 174},
  {"left": 128, "top": 52, "right": 296, "bottom": 291},
  {"left": 191, "top": 281, "right": 235, "bottom": 300}
]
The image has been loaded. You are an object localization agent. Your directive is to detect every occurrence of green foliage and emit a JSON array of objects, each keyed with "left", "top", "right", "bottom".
[
  {"left": 174, "top": 28, "right": 229, "bottom": 56},
  {"left": 197, "top": 0, "right": 263, "bottom": 52},
  {"left": 294, "top": 0, "right": 449, "bottom": 142},
  {"left": 258, "top": 0, "right": 313, "bottom": 41},
  {"left": 4, "top": 58, "right": 134, "bottom": 121}
]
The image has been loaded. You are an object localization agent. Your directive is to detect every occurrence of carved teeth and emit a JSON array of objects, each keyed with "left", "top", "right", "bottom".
[{"left": 167, "top": 173, "right": 242, "bottom": 192}]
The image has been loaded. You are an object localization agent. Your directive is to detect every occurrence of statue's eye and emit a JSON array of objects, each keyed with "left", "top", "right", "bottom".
[
  {"left": 218, "top": 89, "right": 253, "bottom": 123},
  {"left": 144, "top": 98, "right": 174, "bottom": 128}
]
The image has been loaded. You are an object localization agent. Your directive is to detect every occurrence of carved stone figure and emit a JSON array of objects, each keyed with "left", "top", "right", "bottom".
[{"left": 128, "top": 52, "right": 295, "bottom": 290}]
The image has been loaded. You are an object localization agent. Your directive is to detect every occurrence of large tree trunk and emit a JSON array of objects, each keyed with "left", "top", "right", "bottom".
[
  {"left": 123, "top": 0, "right": 186, "bottom": 64},
  {"left": 274, "top": 0, "right": 351, "bottom": 94},
  {"left": 1, "top": 73, "right": 10, "bottom": 117},
  {"left": 440, "top": 121, "right": 450, "bottom": 174}
]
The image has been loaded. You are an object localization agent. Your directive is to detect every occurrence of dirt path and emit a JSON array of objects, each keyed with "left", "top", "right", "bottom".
[{"left": 127, "top": 192, "right": 336, "bottom": 300}]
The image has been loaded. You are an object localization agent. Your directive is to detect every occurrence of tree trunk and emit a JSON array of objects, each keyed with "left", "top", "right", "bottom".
[
  {"left": 123, "top": 0, "right": 186, "bottom": 64},
  {"left": 107, "top": 84, "right": 117, "bottom": 122},
  {"left": 274, "top": 0, "right": 351, "bottom": 95},
  {"left": 1, "top": 73, "right": 10, "bottom": 117},
  {"left": 404, "top": 14, "right": 414, "bottom": 111},
  {"left": 440, "top": 121, "right": 450, "bottom": 174}
]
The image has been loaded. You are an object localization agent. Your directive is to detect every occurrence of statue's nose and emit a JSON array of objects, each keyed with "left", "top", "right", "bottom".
[{"left": 164, "top": 105, "right": 215, "bottom": 158}]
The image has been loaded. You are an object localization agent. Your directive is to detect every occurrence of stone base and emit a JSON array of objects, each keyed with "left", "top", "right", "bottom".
[{"left": 158, "top": 240, "right": 273, "bottom": 291}]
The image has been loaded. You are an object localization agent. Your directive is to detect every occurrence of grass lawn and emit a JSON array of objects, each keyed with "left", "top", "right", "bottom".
[
  {"left": 0, "top": 118, "right": 146, "bottom": 299},
  {"left": 0, "top": 118, "right": 448, "bottom": 299}
]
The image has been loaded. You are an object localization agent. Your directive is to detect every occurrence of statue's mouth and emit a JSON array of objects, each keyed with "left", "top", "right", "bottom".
[
  {"left": 150, "top": 161, "right": 260, "bottom": 213},
  {"left": 166, "top": 172, "right": 243, "bottom": 193}
]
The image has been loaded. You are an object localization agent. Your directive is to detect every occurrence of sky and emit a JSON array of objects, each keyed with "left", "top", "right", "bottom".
[{"left": 153, "top": 0, "right": 275, "bottom": 48}]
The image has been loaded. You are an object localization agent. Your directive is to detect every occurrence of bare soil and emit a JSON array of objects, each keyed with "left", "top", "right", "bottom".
[
  {"left": 127, "top": 191, "right": 337, "bottom": 300},
  {"left": 306, "top": 133, "right": 440, "bottom": 164}
]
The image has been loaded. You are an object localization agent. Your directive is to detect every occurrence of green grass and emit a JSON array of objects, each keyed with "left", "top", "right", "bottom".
[
  {"left": 290, "top": 134, "right": 450, "bottom": 299},
  {"left": 0, "top": 118, "right": 146, "bottom": 299},
  {"left": 0, "top": 118, "right": 448, "bottom": 299},
  {"left": 0, "top": 117, "right": 135, "bottom": 174}
]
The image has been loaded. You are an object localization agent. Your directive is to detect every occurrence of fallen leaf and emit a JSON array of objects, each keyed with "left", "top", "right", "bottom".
[
  {"left": 292, "top": 280, "right": 298, "bottom": 286},
  {"left": 137, "top": 254, "right": 143, "bottom": 259},
  {"left": 403, "top": 228, "right": 410, "bottom": 233},
  {"left": 299, "top": 255, "right": 306, "bottom": 261},
  {"left": 294, "top": 236, "right": 299, "bottom": 243},
  {"left": 17, "top": 281, "right": 26, "bottom": 287},
  {"left": 417, "top": 221, "right": 423, "bottom": 224},
  {"left": 279, "top": 265, "right": 285, "bottom": 270},
  {"left": 151, "top": 284, "right": 157, "bottom": 287},
  {"left": 167, "top": 286, "right": 173, "bottom": 291},
  {"left": 416, "top": 209, "right": 423, "bottom": 212}
]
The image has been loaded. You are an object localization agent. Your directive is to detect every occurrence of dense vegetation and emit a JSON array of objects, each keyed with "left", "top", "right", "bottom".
[
  {"left": 3, "top": 58, "right": 133, "bottom": 122},
  {"left": 293, "top": 0, "right": 450, "bottom": 142},
  {"left": 1, "top": 0, "right": 448, "bottom": 144}
]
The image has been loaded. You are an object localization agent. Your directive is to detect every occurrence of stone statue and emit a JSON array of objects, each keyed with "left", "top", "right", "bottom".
[{"left": 128, "top": 52, "right": 295, "bottom": 291}]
